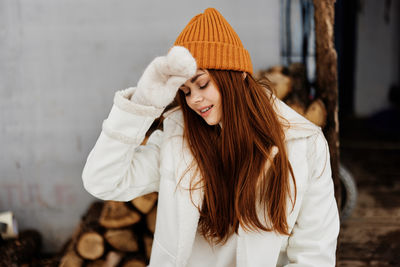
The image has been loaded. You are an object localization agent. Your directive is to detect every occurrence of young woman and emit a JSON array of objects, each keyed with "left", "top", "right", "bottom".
[{"left": 82, "top": 7, "right": 339, "bottom": 267}]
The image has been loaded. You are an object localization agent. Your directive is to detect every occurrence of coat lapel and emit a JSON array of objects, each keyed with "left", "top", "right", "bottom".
[
  {"left": 175, "top": 152, "right": 203, "bottom": 267},
  {"left": 175, "top": 171, "right": 202, "bottom": 267},
  {"left": 164, "top": 112, "right": 202, "bottom": 266}
]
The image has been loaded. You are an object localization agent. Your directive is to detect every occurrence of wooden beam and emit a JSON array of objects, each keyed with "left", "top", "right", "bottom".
[{"left": 313, "top": 0, "right": 341, "bottom": 209}]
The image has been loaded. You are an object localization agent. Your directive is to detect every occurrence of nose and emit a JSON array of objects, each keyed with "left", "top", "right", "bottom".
[{"left": 190, "top": 90, "right": 203, "bottom": 103}]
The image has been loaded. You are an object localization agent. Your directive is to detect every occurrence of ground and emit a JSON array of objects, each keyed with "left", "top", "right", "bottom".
[{"left": 337, "top": 111, "right": 400, "bottom": 266}]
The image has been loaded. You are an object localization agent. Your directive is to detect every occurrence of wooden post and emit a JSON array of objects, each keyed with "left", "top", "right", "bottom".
[{"left": 313, "top": 0, "right": 341, "bottom": 209}]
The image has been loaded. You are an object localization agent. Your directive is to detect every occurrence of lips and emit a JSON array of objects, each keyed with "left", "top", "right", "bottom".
[
  {"left": 198, "top": 105, "right": 214, "bottom": 117},
  {"left": 199, "top": 105, "right": 213, "bottom": 113}
]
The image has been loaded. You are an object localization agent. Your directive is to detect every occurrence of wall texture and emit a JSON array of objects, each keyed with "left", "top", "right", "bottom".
[
  {"left": 0, "top": 0, "right": 281, "bottom": 252},
  {"left": 354, "top": 0, "right": 399, "bottom": 116}
]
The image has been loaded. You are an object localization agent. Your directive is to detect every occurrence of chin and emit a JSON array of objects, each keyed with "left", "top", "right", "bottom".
[{"left": 204, "top": 117, "right": 220, "bottom": 126}]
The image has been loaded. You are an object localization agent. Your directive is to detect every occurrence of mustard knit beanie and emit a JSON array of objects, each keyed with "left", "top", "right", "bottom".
[{"left": 174, "top": 7, "right": 253, "bottom": 75}]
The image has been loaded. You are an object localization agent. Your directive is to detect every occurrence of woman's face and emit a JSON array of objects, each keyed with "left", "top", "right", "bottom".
[{"left": 179, "top": 69, "right": 222, "bottom": 126}]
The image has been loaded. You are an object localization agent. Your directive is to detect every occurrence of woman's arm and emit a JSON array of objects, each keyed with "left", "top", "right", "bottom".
[
  {"left": 285, "top": 131, "right": 340, "bottom": 266},
  {"left": 82, "top": 46, "right": 197, "bottom": 202},
  {"left": 82, "top": 87, "right": 164, "bottom": 201}
]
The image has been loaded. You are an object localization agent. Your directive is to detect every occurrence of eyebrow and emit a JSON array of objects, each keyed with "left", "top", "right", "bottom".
[
  {"left": 191, "top": 73, "right": 205, "bottom": 83},
  {"left": 180, "top": 72, "right": 205, "bottom": 89}
]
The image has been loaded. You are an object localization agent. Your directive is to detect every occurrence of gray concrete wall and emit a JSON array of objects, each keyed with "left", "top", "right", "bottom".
[
  {"left": 354, "top": 0, "right": 399, "bottom": 116},
  {"left": 0, "top": 0, "right": 281, "bottom": 252}
]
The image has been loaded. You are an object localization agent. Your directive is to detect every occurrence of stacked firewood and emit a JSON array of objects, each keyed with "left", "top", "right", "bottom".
[
  {"left": 255, "top": 63, "right": 327, "bottom": 128},
  {"left": 59, "top": 193, "right": 158, "bottom": 267}
]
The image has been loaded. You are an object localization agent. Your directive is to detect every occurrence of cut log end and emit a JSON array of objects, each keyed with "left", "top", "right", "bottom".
[
  {"left": 100, "top": 201, "right": 141, "bottom": 228},
  {"left": 131, "top": 192, "right": 158, "bottom": 214},
  {"left": 265, "top": 72, "right": 292, "bottom": 100},
  {"left": 76, "top": 231, "right": 104, "bottom": 260},
  {"left": 305, "top": 98, "right": 327, "bottom": 127},
  {"left": 104, "top": 229, "right": 139, "bottom": 252}
]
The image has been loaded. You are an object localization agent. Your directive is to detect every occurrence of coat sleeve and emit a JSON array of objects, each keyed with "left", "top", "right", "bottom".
[
  {"left": 82, "top": 87, "right": 165, "bottom": 202},
  {"left": 285, "top": 131, "right": 340, "bottom": 266}
]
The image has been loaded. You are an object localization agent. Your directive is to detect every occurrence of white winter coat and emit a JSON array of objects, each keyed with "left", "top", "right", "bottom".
[{"left": 82, "top": 87, "right": 340, "bottom": 267}]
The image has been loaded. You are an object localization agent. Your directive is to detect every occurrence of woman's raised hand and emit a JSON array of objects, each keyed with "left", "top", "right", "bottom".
[{"left": 131, "top": 46, "right": 197, "bottom": 108}]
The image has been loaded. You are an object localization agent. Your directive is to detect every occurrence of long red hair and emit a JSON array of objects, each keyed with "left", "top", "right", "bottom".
[{"left": 175, "top": 70, "right": 296, "bottom": 244}]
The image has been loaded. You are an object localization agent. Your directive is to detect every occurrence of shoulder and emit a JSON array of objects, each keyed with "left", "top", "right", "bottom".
[
  {"left": 270, "top": 95, "right": 322, "bottom": 142},
  {"left": 161, "top": 106, "right": 185, "bottom": 137},
  {"left": 163, "top": 106, "right": 184, "bottom": 126}
]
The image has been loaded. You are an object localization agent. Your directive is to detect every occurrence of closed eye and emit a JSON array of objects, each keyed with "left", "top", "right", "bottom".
[{"left": 199, "top": 82, "right": 209, "bottom": 89}]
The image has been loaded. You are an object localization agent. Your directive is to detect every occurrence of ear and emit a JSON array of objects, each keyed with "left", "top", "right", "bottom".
[{"left": 242, "top": 72, "right": 247, "bottom": 80}]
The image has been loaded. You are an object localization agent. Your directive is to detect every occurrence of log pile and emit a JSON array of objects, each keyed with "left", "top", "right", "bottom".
[
  {"left": 255, "top": 63, "right": 327, "bottom": 128},
  {"left": 59, "top": 193, "right": 158, "bottom": 267}
]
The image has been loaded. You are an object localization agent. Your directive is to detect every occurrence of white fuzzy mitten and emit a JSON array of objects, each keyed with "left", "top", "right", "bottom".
[{"left": 131, "top": 46, "right": 197, "bottom": 108}]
